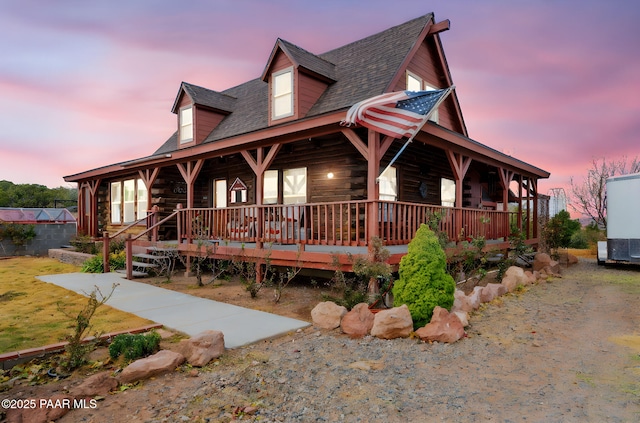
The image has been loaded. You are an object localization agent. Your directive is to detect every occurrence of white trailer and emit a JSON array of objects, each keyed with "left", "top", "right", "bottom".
[{"left": 597, "top": 172, "right": 640, "bottom": 264}]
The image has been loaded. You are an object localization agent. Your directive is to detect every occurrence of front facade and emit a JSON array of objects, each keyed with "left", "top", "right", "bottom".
[{"left": 65, "top": 14, "right": 549, "bottom": 273}]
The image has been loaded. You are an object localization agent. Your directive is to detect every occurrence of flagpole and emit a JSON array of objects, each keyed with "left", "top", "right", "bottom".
[{"left": 377, "top": 86, "right": 454, "bottom": 182}]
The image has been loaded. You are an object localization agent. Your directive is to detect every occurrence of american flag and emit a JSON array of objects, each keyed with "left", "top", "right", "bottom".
[{"left": 341, "top": 88, "right": 453, "bottom": 139}]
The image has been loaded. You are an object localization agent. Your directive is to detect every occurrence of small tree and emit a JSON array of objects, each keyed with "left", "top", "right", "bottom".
[
  {"left": 570, "top": 156, "right": 640, "bottom": 229},
  {"left": 392, "top": 224, "right": 455, "bottom": 328},
  {"left": 58, "top": 283, "right": 118, "bottom": 371},
  {"left": 543, "top": 210, "right": 581, "bottom": 255}
]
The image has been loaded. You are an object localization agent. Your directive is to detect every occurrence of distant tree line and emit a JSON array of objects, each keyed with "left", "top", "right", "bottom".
[{"left": 0, "top": 180, "right": 77, "bottom": 208}]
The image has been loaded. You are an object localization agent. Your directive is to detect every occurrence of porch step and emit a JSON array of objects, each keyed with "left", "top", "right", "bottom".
[
  {"left": 147, "top": 246, "right": 178, "bottom": 254},
  {"left": 131, "top": 261, "right": 159, "bottom": 269},
  {"left": 133, "top": 253, "right": 169, "bottom": 261},
  {"left": 115, "top": 269, "right": 149, "bottom": 278}
]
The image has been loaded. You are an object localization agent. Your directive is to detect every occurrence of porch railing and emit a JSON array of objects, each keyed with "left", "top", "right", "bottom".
[{"left": 175, "top": 201, "right": 520, "bottom": 246}]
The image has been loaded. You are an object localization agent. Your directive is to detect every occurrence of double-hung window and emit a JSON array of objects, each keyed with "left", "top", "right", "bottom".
[
  {"left": 272, "top": 68, "right": 293, "bottom": 119},
  {"left": 179, "top": 106, "right": 193, "bottom": 144},
  {"left": 110, "top": 179, "right": 148, "bottom": 224}
]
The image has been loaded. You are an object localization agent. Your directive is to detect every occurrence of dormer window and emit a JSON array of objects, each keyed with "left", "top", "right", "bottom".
[
  {"left": 406, "top": 71, "right": 439, "bottom": 123},
  {"left": 179, "top": 106, "right": 193, "bottom": 144},
  {"left": 272, "top": 67, "right": 293, "bottom": 119}
]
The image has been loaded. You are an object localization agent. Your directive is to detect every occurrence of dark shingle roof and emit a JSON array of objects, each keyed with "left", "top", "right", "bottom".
[
  {"left": 263, "top": 39, "right": 337, "bottom": 82},
  {"left": 171, "top": 82, "right": 237, "bottom": 114},
  {"left": 155, "top": 13, "right": 433, "bottom": 154}
]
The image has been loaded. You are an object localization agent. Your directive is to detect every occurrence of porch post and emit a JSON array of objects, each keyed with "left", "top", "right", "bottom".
[
  {"left": 83, "top": 179, "right": 101, "bottom": 238},
  {"left": 517, "top": 175, "right": 523, "bottom": 231},
  {"left": 366, "top": 129, "right": 380, "bottom": 243},
  {"left": 446, "top": 151, "right": 472, "bottom": 242},
  {"left": 531, "top": 178, "right": 539, "bottom": 239},
  {"left": 176, "top": 160, "right": 204, "bottom": 208},
  {"left": 102, "top": 232, "right": 110, "bottom": 273},
  {"left": 255, "top": 148, "right": 264, "bottom": 250},
  {"left": 77, "top": 183, "right": 86, "bottom": 235}
]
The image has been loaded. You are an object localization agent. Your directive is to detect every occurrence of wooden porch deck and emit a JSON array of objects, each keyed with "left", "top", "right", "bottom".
[{"left": 113, "top": 200, "right": 531, "bottom": 279}]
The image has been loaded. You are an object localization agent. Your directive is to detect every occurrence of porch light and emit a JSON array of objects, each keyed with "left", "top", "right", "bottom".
[{"left": 327, "top": 172, "right": 334, "bottom": 179}]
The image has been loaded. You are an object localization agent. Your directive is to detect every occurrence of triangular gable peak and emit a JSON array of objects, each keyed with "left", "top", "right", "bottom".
[
  {"left": 229, "top": 177, "right": 248, "bottom": 191},
  {"left": 261, "top": 39, "right": 336, "bottom": 125},
  {"left": 384, "top": 16, "right": 468, "bottom": 136},
  {"left": 171, "top": 82, "right": 237, "bottom": 148}
]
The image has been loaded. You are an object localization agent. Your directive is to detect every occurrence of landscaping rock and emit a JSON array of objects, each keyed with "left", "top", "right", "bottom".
[
  {"left": 501, "top": 266, "right": 527, "bottom": 293},
  {"left": 179, "top": 330, "right": 225, "bottom": 367},
  {"left": 558, "top": 252, "right": 579, "bottom": 265},
  {"left": 370, "top": 305, "right": 413, "bottom": 339},
  {"left": 119, "top": 350, "right": 185, "bottom": 384},
  {"left": 533, "top": 253, "right": 561, "bottom": 274},
  {"left": 311, "top": 301, "right": 347, "bottom": 330},
  {"left": 524, "top": 270, "right": 537, "bottom": 285},
  {"left": 453, "top": 310, "right": 469, "bottom": 327},
  {"left": 340, "top": 303, "right": 375, "bottom": 338},
  {"left": 480, "top": 283, "right": 507, "bottom": 303},
  {"left": 70, "top": 371, "right": 119, "bottom": 398},
  {"left": 452, "top": 286, "right": 483, "bottom": 313},
  {"left": 415, "top": 306, "right": 466, "bottom": 343}
]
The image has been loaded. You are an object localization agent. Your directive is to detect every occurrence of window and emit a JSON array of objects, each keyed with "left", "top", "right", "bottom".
[
  {"left": 379, "top": 166, "right": 397, "bottom": 201},
  {"left": 283, "top": 168, "right": 307, "bottom": 204},
  {"left": 263, "top": 170, "right": 279, "bottom": 204},
  {"left": 272, "top": 68, "right": 293, "bottom": 119},
  {"left": 214, "top": 179, "right": 227, "bottom": 208},
  {"left": 406, "top": 72, "right": 439, "bottom": 123},
  {"left": 263, "top": 167, "right": 308, "bottom": 204},
  {"left": 441, "top": 178, "right": 456, "bottom": 207},
  {"left": 179, "top": 106, "right": 193, "bottom": 143},
  {"left": 407, "top": 72, "right": 422, "bottom": 92},
  {"left": 110, "top": 182, "right": 121, "bottom": 224},
  {"left": 110, "top": 179, "right": 148, "bottom": 224}
]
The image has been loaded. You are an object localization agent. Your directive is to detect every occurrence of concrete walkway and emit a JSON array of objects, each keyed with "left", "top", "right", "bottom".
[{"left": 37, "top": 272, "right": 309, "bottom": 349}]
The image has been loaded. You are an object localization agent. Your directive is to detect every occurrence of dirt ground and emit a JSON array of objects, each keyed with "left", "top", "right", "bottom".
[
  {"left": 2, "top": 258, "right": 639, "bottom": 422},
  {"left": 142, "top": 270, "right": 329, "bottom": 322}
]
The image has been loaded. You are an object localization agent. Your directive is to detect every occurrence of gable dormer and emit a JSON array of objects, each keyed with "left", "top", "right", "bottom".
[
  {"left": 171, "top": 82, "right": 236, "bottom": 148},
  {"left": 387, "top": 18, "right": 468, "bottom": 137},
  {"left": 261, "top": 39, "right": 336, "bottom": 126}
]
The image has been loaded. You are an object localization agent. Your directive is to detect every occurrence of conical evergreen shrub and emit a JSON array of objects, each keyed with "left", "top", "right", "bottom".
[{"left": 392, "top": 224, "right": 455, "bottom": 328}]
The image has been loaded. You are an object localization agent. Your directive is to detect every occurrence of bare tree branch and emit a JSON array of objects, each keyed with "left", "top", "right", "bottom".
[{"left": 569, "top": 156, "right": 640, "bottom": 229}]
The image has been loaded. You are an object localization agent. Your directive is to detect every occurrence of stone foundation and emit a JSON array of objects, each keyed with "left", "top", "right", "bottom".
[{"left": 48, "top": 248, "right": 94, "bottom": 266}]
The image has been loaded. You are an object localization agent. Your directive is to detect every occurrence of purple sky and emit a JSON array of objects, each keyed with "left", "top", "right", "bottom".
[{"left": 1, "top": 0, "right": 638, "bottom": 206}]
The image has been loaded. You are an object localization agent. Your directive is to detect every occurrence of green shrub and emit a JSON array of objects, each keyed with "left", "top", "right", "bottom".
[
  {"left": 392, "top": 224, "right": 455, "bottom": 328},
  {"left": 108, "top": 331, "right": 161, "bottom": 362},
  {"left": 569, "top": 230, "right": 589, "bottom": 249},
  {"left": 81, "top": 251, "right": 127, "bottom": 273},
  {"left": 0, "top": 223, "right": 36, "bottom": 247}
]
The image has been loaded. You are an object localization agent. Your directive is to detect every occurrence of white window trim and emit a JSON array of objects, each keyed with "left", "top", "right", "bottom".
[
  {"left": 379, "top": 166, "right": 397, "bottom": 202},
  {"left": 110, "top": 179, "right": 148, "bottom": 224},
  {"left": 406, "top": 71, "right": 422, "bottom": 92},
  {"left": 441, "top": 177, "right": 456, "bottom": 207},
  {"left": 272, "top": 67, "right": 294, "bottom": 120},
  {"left": 283, "top": 167, "right": 307, "bottom": 204},
  {"left": 263, "top": 169, "right": 279, "bottom": 204},
  {"left": 406, "top": 71, "right": 439, "bottom": 123},
  {"left": 179, "top": 105, "right": 193, "bottom": 144}
]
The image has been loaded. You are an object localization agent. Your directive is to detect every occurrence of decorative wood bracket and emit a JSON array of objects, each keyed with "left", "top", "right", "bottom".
[
  {"left": 241, "top": 144, "right": 282, "bottom": 176},
  {"left": 447, "top": 151, "right": 472, "bottom": 181}
]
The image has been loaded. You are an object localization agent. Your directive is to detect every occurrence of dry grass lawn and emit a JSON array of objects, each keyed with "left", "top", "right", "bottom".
[{"left": 0, "top": 257, "right": 154, "bottom": 354}]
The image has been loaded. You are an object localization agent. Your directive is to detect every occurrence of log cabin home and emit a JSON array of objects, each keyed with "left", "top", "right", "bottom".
[{"left": 64, "top": 13, "right": 550, "bottom": 279}]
